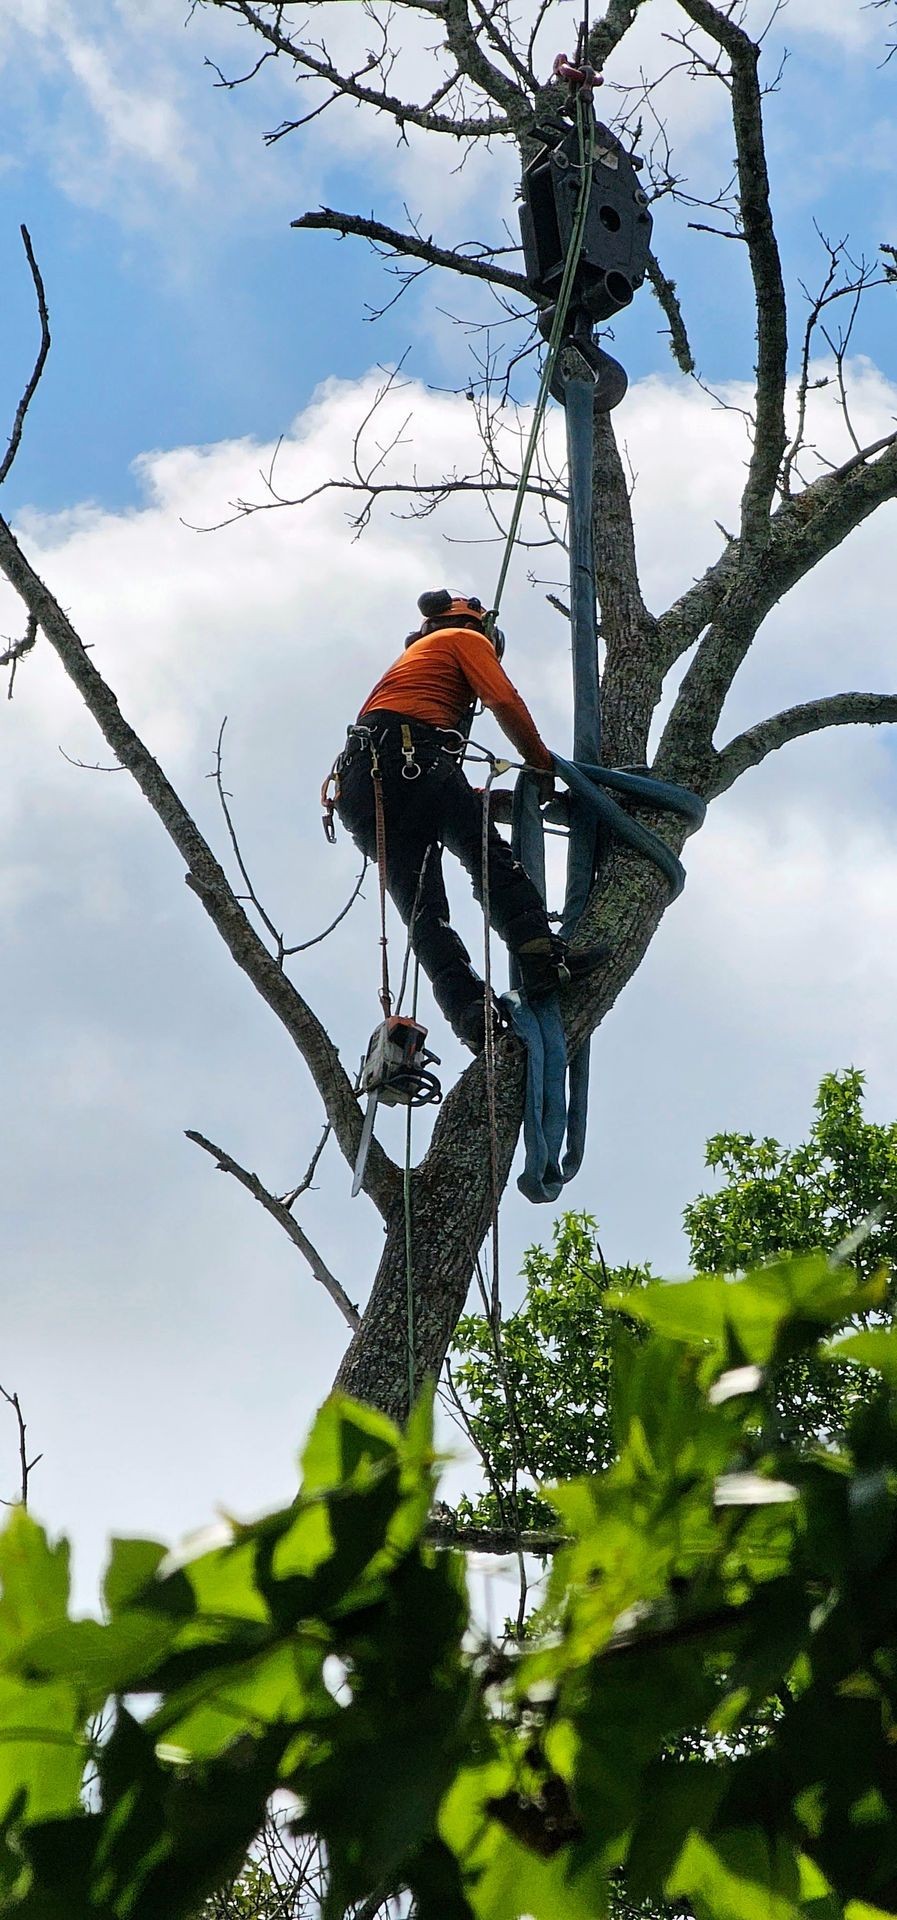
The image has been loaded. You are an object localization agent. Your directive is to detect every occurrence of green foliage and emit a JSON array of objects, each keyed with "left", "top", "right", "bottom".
[
  {"left": 196, "top": 1857, "right": 284, "bottom": 1919},
  {"left": 452, "top": 1073, "right": 896, "bottom": 1521},
  {"left": 684, "top": 1069, "right": 897, "bottom": 1285},
  {"left": 451, "top": 1214, "right": 651, "bottom": 1530},
  {"left": 3, "top": 1259, "right": 897, "bottom": 1918}
]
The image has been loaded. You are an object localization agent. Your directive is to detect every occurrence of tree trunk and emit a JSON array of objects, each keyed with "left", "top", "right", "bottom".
[{"left": 336, "top": 839, "right": 683, "bottom": 1418}]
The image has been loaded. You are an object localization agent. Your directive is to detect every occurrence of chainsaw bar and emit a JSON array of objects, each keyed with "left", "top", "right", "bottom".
[{"left": 351, "top": 1088, "right": 381, "bottom": 1199}]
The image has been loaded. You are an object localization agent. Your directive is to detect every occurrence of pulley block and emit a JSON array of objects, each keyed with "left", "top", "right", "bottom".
[{"left": 519, "top": 117, "right": 652, "bottom": 325}]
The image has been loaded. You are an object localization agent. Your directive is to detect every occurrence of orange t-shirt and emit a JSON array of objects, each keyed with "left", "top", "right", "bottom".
[{"left": 359, "top": 626, "right": 552, "bottom": 770}]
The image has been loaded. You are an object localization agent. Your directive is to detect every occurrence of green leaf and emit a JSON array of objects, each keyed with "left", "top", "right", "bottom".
[
  {"left": 7, "top": 1614, "right": 178, "bottom": 1703},
  {"left": 151, "top": 1641, "right": 327, "bottom": 1762},
  {"left": 606, "top": 1256, "right": 867, "bottom": 1368},
  {"left": 824, "top": 1329, "right": 897, "bottom": 1387},
  {"left": 0, "top": 1676, "right": 84, "bottom": 1823},
  {"left": 103, "top": 1538, "right": 167, "bottom": 1615},
  {"left": 0, "top": 1511, "right": 70, "bottom": 1652},
  {"left": 181, "top": 1539, "right": 272, "bottom": 1625},
  {"left": 300, "top": 1394, "right": 401, "bottom": 1495},
  {"left": 439, "top": 1755, "right": 606, "bottom": 1920},
  {"left": 668, "top": 1827, "right": 804, "bottom": 1920}
]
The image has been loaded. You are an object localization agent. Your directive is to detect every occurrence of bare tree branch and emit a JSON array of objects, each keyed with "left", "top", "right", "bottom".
[
  {"left": 442, "top": 0, "right": 534, "bottom": 133},
  {"left": 427, "top": 1507, "right": 567, "bottom": 1554},
  {"left": 0, "top": 511, "right": 399, "bottom": 1219},
  {"left": 204, "top": 0, "right": 513, "bottom": 136},
  {"left": 186, "top": 1130, "right": 361, "bottom": 1331},
  {"left": 1, "top": 609, "right": 38, "bottom": 699},
  {"left": 0, "top": 1384, "right": 42, "bottom": 1508},
  {"left": 677, "top": 1, "right": 787, "bottom": 554},
  {"left": 0, "top": 228, "right": 50, "bottom": 488},
  {"left": 291, "top": 206, "right": 532, "bottom": 297},
  {"left": 710, "top": 692, "right": 897, "bottom": 798},
  {"left": 279, "top": 1119, "right": 333, "bottom": 1210},
  {"left": 645, "top": 248, "right": 695, "bottom": 375}
]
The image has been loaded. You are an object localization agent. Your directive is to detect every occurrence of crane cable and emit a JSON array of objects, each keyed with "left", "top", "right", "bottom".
[{"left": 476, "top": 74, "right": 598, "bottom": 1311}]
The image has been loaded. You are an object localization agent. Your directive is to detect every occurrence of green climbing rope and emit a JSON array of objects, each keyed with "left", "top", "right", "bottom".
[{"left": 489, "top": 94, "right": 596, "bottom": 627}]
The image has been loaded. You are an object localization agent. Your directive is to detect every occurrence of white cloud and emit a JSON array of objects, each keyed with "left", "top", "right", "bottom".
[{"left": 0, "top": 0, "right": 300, "bottom": 237}]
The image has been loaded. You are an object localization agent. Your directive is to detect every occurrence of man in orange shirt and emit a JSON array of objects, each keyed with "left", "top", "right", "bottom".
[{"left": 335, "top": 590, "right": 599, "bottom": 1051}]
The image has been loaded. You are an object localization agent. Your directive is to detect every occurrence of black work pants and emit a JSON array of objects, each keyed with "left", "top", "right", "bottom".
[{"left": 335, "top": 714, "right": 550, "bottom": 1035}]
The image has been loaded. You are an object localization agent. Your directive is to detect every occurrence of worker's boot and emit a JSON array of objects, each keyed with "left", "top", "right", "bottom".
[
  {"left": 454, "top": 994, "right": 512, "bottom": 1055},
  {"left": 516, "top": 935, "right": 607, "bottom": 1001}
]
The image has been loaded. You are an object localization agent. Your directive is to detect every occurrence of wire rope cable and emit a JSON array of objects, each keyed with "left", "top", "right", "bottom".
[{"left": 403, "top": 949, "right": 423, "bottom": 1412}]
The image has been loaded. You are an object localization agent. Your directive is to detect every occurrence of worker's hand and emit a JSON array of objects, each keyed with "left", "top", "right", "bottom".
[{"left": 536, "top": 769, "right": 555, "bottom": 806}]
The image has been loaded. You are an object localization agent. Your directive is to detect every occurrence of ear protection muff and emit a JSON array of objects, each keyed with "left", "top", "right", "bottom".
[{"left": 413, "top": 590, "right": 506, "bottom": 657}]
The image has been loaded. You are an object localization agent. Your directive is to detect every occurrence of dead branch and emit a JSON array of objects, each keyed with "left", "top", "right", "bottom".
[
  {"left": 291, "top": 207, "right": 532, "bottom": 298},
  {"left": 0, "top": 1383, "right": 42, "bottom": 1508},
  {"left": 1, "top": 609, "right": 38, "bottom": 699},
  {"left": 657, "top": 434, "right": 897, "bottom": 785},
  {"left": 645, "top": 249, "right": 695, "bottom": 375},
  {"left": 186, "top": 1130, "right": 361, "bottom": 1331},
  {"left": 205, "top": 0, "right": 513, "bottom": 137},
  {"left": 283, "top": 865, "right": 368, "bottom": 957},
  {"left": 710, "top": 692, "right": 897, "bottom": 798},
  {"left": 0, "top": 506, "right": 399, "bottom": 1218},
  {"left": 0, "top": 227, "right": 50, "bottom": 488},
  {"left": 677, "top": 1, "right": 787, "bottom": 556},
  {"left": 279, "top": 1119, "right": 333, "bottom": 1210},
  {"left": 209, "top": 715, "right": 283, "bottom": 952}
]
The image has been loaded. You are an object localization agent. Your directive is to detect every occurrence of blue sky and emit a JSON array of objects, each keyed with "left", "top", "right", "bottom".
[
  {"left": 1, "top": 1, "right": 894, "bottom": 515},
  {"left": 1, "top": 0, "right": 896, "bottom": 1602}
]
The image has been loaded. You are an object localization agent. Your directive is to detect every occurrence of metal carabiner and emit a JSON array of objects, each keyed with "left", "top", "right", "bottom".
[{"left": 400, "top": 722, "right": 420, "bottom": 781}]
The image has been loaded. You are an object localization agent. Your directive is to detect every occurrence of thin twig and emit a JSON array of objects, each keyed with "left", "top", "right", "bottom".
[
  {"left": 186, "top": 1130, "right": 361, "bottom": 1331},
  {"left": 210, "top": 717, "right": 283, "bottom": 952},
  {"left": 2, "top": 611, "right": 38, "bottom": 699},
  {"left": 0, "top": 1383, "right": 42, "bottom": 1508},
  {"left": 279, "top": 1119, "right": 333, "bottom": 1208},
  {"left": 59, "top": 745, "right": 124, "bottom": 771}
]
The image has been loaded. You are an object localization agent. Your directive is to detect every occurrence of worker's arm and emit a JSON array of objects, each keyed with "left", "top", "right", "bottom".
[{"left": 453, "top": 631, "right": 553, "bottom": 771}]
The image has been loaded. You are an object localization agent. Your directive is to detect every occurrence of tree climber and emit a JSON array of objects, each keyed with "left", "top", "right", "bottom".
[{"left": 333, "top": 590, "right": 604, "bottom": 1051}]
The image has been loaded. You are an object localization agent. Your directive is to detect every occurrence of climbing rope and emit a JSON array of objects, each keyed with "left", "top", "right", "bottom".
[
  {"left": 480, "top": 761, "right": 502, "bottom": 1321},
  {"left": 403, "top": 951, "right": 421, "bottom": 1411},
  {"left": 371, "top": 747, "right": 392, "bottom": 1019},
  {"left": 489, "top": 92, "right": 596, "bottom": 630}
]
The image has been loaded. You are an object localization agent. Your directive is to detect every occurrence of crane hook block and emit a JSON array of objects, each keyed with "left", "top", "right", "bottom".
[{"left": 519, "top": 118, "right": 652, "bottom": 325}]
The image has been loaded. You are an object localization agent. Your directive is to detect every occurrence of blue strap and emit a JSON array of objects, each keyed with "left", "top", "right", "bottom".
[{"left": 510, "top": 755, "right": 706, "bottom": 1202}]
